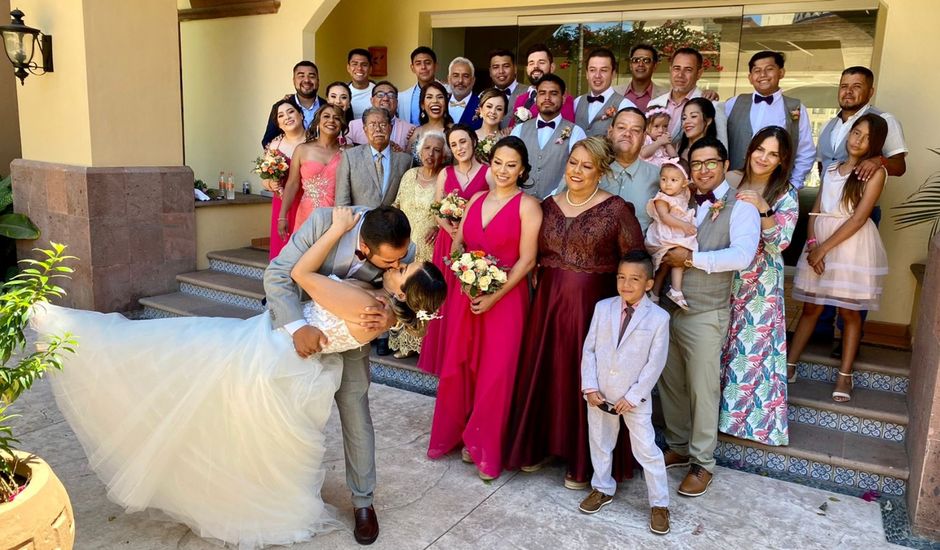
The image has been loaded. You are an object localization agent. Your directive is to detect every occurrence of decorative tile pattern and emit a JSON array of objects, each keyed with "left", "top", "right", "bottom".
[
  {"left": 892, "top": 378, "right": 909, "bottom": 394},
  {"left": 787, "top": 457, "right": 809, "bottom": 476},
  {"left": 810, "top": 462, "right": 833, "bottom": 481},
  {"left": 179, "top": 283, "right": 265, "bottom": 311},
  {"left": 883, "top": 423, "right": 905, "bottom": 442},
  {"left": 787, "top": 403, "right": 904, "bottom": 442},
  {"left": 725, "top": 443, "right": 743, "bottom": 462},
  {"left": 869, "top": 373, "right": 893, "bottom": 392},
  {"left": 834, "top": 467, "right": 857, "bottom": 486},
  {"left": 881, "top": 476, "right": 906, "bottom": 496},
  {"left": 209, "top": 259, "right": 265, "bottom": 281},
  {"left": 787, "top": 405, "right": 796, "bottom": 422},
  {"left": 744, "top": 447, "right": 764, "bottom": 466},
  {"left": 766, "top": 452, "right": 787, "bottom": 471},
  {"left": 817, "top": 410, "right": 839, "bottom": 430},
  {"left": 137, "top": 307, "right": 179, "bottom": 320},
  {"left": 796, "top": 406, "right": 817, "bottom": 425},
  {"left": 370, "top": 362, "right": 438, "bottom": 396},
  {"left": 860, "top": 418, "right": 884, "bottom": 439},
  {"left": 796, "top": 361, "right": 908, "bottom": 395},
  {"left": 858, "top": 471, "right": 881, "bottom": 490},
  {"left": 839, "top": 414, "right": 860, "bottom": 433}
]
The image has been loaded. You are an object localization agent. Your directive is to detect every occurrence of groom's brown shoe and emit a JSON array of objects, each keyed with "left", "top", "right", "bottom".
[{"left": 354, "top": 506, "right": 379, "bottom": 545}]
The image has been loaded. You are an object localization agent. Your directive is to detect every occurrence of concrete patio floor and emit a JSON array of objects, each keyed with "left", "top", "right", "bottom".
[{"left": 14, "top": 372, "right": 901, "bottom": 550}]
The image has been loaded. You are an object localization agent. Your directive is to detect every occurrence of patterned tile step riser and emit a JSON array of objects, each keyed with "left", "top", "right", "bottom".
[
  {"left": 787, "top": 403, "right": 906, "bottom": 442},
  {"left": 178, "top": 282, "right": 266, "bottom": 312},
  {"left": 369, "top": 362, "right": 439, "bottom": 397},
  {"left": 138, "top": 307, "right": 182, "bottom": 320},
  {"left": 714, "top": 440, "right": 906, "bottom": 496},
  {"left": 796, "top": 361, "right": 909, "bottom": 394},
  {"left": 208, "top": 259, "right": 265, "bottom": 281}
]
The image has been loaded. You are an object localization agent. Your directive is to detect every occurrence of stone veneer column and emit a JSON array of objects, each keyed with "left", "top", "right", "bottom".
[
  {"left": 11, "top": 160, "right": 195, "bottom": 312},
  {"left": 907, "top": 235, "right": 940, "bottom": 539}
]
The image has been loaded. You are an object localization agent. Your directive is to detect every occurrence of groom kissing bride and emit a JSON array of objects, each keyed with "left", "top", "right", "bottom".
[{"left": 33, "top": 205, "right": 446, "bottom": 548}]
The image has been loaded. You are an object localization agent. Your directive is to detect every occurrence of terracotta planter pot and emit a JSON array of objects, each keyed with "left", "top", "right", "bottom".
[{"left": 0, "top": 451, "right": 74, "bottom": 550}]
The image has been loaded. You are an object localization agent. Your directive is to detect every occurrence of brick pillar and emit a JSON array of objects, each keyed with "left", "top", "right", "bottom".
[
  {"left": 11, "top": 160, "right": 195, "bottom": 312},
  {"left": 907, "top": 234, "right": 940, "bottom": 539}
]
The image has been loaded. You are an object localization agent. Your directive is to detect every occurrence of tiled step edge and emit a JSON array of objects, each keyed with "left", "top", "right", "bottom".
[
  {"left": 798, "top": 341, "right": 910, "bottom": 379},
  {"left": 177, "top": 270, "right": 265, "bottom": 312},
  {"left": 787, "top": 379, "right": 908, "bottom": 442},
  {"left": 717, "top": 422, "right": 909, "bottom": 497},
  {"left": 369, "top": 352, "right": 438, "bottom": 396},
  {"left": 139, "top": 292, "right": 259, "bottom": 320},
  {"left": 207, "top": 247, "right": 269, "bottom": 280}
]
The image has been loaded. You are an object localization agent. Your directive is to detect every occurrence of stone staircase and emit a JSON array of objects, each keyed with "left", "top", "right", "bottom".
[{"left": 138, "top": 246, "right": 911, "bottom": 499}]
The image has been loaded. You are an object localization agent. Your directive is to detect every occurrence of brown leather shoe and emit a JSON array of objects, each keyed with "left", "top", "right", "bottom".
[
  {"left": 649, "top": 506, "right": 670, "bottom": 534},
  {"left": 677, "top": 464, "right": 713, "bottom": 497},
  {"left": 663, "top": 449, "right": 690, "bottom": 469},
  {"left": 353, "top": 506, "right": 379, "bottom": 545}
]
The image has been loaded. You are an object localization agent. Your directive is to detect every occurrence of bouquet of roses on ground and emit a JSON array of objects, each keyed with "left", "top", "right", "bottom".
[
  {"left": 446, "top": 249, "right": 508, "bottom": 298},
  {"left": 429, "top": 190, "right": 469, "bottom": 223},
  {"left": 253, "top": 148, "right": 290, "bottom": 181}
]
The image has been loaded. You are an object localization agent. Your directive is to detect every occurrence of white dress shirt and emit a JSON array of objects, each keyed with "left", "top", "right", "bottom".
[
  {"left": 690, "top": 181, "right": 761, "bottom": 274},
  {"left": 820, "top": 103, "right": 908, "bottom": 162},
  {"left": 724, "top": 90, "right": 816, "bottom": 187},
  {"left": 573, "top": 87, "right": 636, "bottom": 121},
  {"left": 510, "top": 114, "right": 587, "bottom": 151},
  {"left": 349, "top": 81, "right": 375, "bottom": 119}
]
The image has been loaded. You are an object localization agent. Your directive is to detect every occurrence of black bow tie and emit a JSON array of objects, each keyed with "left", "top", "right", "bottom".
[
  {"left": 354, "top": 249, "right": 367, "bottom": 261},
  {"left": 753, "top": 94, "right": 773, "bottom": 105},
  {"left": 502, "top": 88, "right": 512, "bottom": 96},
  {"left": 587, "top": 94, "right": 605, "bottom": 103},
  {"left": 693, "top": 191, "right": 717, "bottom": 206},
  {"left": 537, "top": 120, "right": 556, "bottom": 130}
]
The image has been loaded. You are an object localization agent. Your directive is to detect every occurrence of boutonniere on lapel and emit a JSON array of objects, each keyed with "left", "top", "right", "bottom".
[
  {"left": 708, "top": 198, "right": 726, "bottom": 221},
  {"left": 789, "top": 109, "right": 800, "bottom": 122},
  {"left": 514, "top": 106, "right": 532, "bottom": 124},
  {"left": 554, "top": 126, "right": 572, "bottom": 145},
  {"left": 600, "top": 106, "right": 617, "bottom": 121}
]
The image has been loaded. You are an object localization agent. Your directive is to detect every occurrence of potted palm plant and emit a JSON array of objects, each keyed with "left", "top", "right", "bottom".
[
  {"left": 0, "top": 243, "right": 77, "bottom": 550},
  {"left": 894, "top": 147, "right": 940, "bottom": 245}
]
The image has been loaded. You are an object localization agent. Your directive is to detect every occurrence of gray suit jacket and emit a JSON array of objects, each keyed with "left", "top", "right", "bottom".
[
  {"left": 581, "top": 295, "right": 670, "bottom": 405},
  {"left": 263, "top": 206, "right": 415, "bottom": 329},
  {"left": 335, "top": 144, "right": 412, "bottom": 207}
]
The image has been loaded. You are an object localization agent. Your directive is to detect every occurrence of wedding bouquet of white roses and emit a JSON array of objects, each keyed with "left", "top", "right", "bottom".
[
  {"left": 252, "top": 149, "right": 289, "bottom": 181},
  {"left": 446, "top": 249, "right": 508, "bottom": 298},
  {"left": 429, "top": 190, "right": 469, "bottom": 223},
  {"left": 475, "top": 134, "right": 499, "bottom": 164}
]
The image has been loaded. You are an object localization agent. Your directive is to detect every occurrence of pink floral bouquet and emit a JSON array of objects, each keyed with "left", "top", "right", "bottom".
[
  {"left": 430, "top": 190, "right": 469, "bottom": 223},
  {"left": 446, "top": 249, "right": 508, "bottom": 298},
  {"left": 253, "top": 149, "right": 289, "bottom": 181}
]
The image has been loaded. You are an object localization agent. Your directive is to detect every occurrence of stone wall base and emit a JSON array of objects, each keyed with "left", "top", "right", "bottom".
[{"left": 11, "top": 160, "right": 195, "bottom": 312}]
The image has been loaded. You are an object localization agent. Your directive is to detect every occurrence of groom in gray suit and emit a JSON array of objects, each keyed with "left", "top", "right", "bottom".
[
  {"left": 264, "top": 205, "right": 415, "bottom": 545},
  {"left": 336, "top": 107, "right": 412, "bottom": 208}
]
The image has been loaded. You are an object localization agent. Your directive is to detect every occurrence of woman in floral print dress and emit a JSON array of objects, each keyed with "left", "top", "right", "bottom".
[{"left": 719, "top": 126, "right": 798, "bottom": 446}]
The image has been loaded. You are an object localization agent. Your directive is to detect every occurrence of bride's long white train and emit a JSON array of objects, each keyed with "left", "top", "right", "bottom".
[{"left": 31, "top": 303, "right": 344, "bottom": 549}]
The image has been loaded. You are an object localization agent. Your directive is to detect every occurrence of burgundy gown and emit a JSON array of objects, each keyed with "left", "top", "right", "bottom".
[
  {"left": 428, "top": 191, "right": 528, "bottom": 478},
  {"left": 268, "top": 142, "right": 301, "bottom": 261},
  {"left": 505, "top": 196, "right": 644, "bottom": 483},
  {"left": 418, "top": 165, "right": 490, "bottom": 375}
]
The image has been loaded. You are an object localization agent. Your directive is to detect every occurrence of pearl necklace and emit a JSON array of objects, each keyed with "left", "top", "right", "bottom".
[{"left": 565, "top": 186, "right": 599, "bottom": 207}]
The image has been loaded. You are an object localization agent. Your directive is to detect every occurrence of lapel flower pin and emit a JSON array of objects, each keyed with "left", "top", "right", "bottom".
[
  {"left": 554, "top": 126, "right": 572, "bottom": 145},
  {"left": 789, "top": 108, "right": 801, "bottom": 122},
  {"left": 600, "top": 106, "right": 617, "bottom": 121},
  {"left": 514, "top": 106, "right": 532, "bottom": 124},
  {"left": 708, "top": 197, "right": 727, "bottom": 221}
]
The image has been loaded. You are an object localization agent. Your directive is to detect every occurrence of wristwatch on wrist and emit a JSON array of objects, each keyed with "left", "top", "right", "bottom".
[{"left": 759, "top": 207, "right": 776, "bottom": 218}]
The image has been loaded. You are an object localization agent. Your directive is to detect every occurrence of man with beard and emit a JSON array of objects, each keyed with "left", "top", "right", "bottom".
[
  {"left": 554, "top": 107, "right": 659, "bottom": 232},
  {"left": 397, "top": 46, "right": 439, "bottom": 126},
  {"left": 447, "top": 57, "right": 482, "bottom": 130},
  {"left": 510, "top": 44, "right": 575, "bottom": 127},
  {"left": 573, "top": 48, "right": 636, "bottom": 137},
  {"left": 262, "top": 61, "right": 327, "bottom": 147},
  {"left": 511, "top": 73, "right": 585, "bottom": 198}
]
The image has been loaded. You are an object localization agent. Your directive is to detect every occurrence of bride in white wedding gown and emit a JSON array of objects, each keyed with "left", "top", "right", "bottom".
[{"left": 30, "top": 208, "right": 446, "bottom": 549}]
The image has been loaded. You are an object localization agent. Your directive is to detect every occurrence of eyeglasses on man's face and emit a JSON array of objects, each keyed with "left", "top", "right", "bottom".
[
  {"left": 690, "top": 159, "right": 722, "bottom": 172},
  {"left": 631, "top": 56, "right": 654, "bottom": 65},
  {"left": 374, "top": 91, "right": 397, "bottom": 99}
]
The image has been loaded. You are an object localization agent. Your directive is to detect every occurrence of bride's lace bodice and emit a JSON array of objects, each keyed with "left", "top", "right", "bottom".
[{"left": 301, "top": 275, "right": 365, "bottom": 354}]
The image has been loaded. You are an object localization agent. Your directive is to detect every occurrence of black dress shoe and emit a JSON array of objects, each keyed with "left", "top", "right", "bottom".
[
  {"left": 375, "top": 338, "right": 391, "bottom": 356},
  {"left": 353, "top": 506, "right": 379, "bottom": 545}
]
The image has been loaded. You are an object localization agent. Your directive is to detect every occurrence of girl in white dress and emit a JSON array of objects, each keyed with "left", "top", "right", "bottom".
[
  {"left": 786, "top": 114, "right": 889, "bottom": 402},
  {"left": 30, "top": 207, "right": 446, "bottom": 549}
]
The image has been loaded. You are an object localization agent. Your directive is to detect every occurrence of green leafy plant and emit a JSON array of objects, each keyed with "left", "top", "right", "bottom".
[
  {"left": 0, "top": 243, "right": 76, "bottom": 502},
  {"left": 893, "top": 148, "right": 940, "bottom": 248},
  {"left": 0, "top": 175, "right": 41, "bottom": 281}
]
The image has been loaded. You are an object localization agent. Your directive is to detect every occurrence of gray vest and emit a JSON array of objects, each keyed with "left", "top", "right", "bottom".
[
  {"left": 817, "top": 105, "right": 884, "bottom": 174},
  {"left": 681, "top": 190, "right": 738, "bottom": 314},
  {"left": 575, "top": 91, "right": 625, "bottom": 137},
  {"left": 519, "top": 117, "right": 577, "bottom": 199},
  {"left": 727, "top": 93, "right": 801, "bottom": 171}
]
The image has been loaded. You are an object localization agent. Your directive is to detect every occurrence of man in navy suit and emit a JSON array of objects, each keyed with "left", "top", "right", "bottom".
[
  {"left": 261, "top": 61, "right": 327, "bottom": 147},
  {"left": 446, "top": 57, "right": 482, "bottom": 130}
]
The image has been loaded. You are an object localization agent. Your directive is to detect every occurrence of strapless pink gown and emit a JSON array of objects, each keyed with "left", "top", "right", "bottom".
[{"left": 294, "top": 152, "right": 341, "bottom": 229}]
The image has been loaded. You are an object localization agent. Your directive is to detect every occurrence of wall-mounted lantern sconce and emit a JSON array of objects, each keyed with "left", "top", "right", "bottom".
[{"left": 1, "top": 9, "right": 53, "bottom": 85}]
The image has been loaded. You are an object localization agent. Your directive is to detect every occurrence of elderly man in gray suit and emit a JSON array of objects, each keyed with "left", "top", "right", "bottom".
[
  {"left": 263, "top": 205, "right": 415, "bottom": 545},
  {"left": 336, "top": 107, "right": 413, "bottom": 207}
]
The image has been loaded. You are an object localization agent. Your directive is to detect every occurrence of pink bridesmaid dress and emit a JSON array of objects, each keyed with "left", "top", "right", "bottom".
[
  {"left": 427, "top": 191, "right": 528, "bottom": 478},
  {"left": 417, "top": 165, "right": 489, "bottom": 375},
  {"left": 293, "top": 152, "right": 341, "bottom": 229},
  {"left": 268, "top": 153, "right": 300, "bottom": 261}
]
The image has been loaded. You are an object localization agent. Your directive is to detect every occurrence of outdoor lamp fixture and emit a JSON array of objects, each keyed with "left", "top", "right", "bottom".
[{"left": 1, "top": 8, "right": 53, "bottom": 85}]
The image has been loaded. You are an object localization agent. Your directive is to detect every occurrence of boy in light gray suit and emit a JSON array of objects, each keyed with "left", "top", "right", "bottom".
[{"left": 579, "top": 251, "right": 671, "bottom": 535}]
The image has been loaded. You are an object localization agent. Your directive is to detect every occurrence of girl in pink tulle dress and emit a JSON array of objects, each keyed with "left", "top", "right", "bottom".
[
  {"left": 644, "top": 158, "right": 697, "bottom": 309},
  {"left": 786, "top": 114, "right": 889, "bottom": 403}
]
